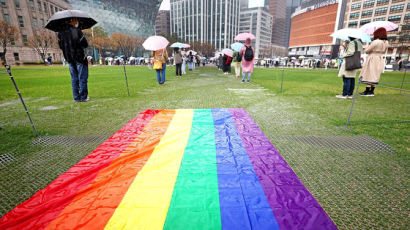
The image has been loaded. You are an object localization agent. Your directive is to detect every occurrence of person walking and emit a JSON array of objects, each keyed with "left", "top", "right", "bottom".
[
  {"left": 218, "top": 54, "right": 223, "bottom": 71},
  {"left": 187, "top": 51, "right": 194, "bottom": 71},
  {"left": 233, "top": 52, "right": 242, "bottom": 79},
  {"left": 336, "top": 37, "right": 363, "bottom": 99},
  {"left": 239, "top": 38, "right": 255, "bottom": 83},
  {"left": 174, "top": 48, "right": 182, "bottom": 77},
  {"left": 360, "top": 28, "right": 389, "bottom": 97},
  {"left": 152, "top": 48, "right": 169, "bottom": 85},
  {"left": 58, "top": 18, "right": 90, "bottom": 102},
  {"left": 222, "top": 54, "right": 232, "bottom": 75}
]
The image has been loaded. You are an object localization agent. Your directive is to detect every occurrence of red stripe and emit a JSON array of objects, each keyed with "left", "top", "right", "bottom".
[{"left": 0, "top": 110, "right": 159, "bottom": 230}]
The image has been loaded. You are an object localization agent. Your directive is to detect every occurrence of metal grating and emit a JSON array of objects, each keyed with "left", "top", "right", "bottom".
[
  {"left": 273, "top": 135, "right": 395, "bottom": 152},
  {"left": 32, "top": 136, "right": 110, "bottom": 148},
  {"left": 0, "top": 153, "right": 14, "bottom": 167}
]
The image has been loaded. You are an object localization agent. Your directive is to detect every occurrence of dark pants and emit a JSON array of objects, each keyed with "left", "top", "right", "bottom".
[
  {"left": 343, "top": 77, "right": 355, "bottom": 96},
  {"left": 69, "top": 62, "right": 88, "bottom": 101},
  {"left": 176, "top": 63, "right": 182, "bottom": 76}
]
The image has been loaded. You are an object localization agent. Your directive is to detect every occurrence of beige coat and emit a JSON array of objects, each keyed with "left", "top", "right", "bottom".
[
  {"left": 338, "top": 39, "right": 363, "bottom": 78},
  {"left": 360, "top": 39, "right": 388, "bottom": 84},
  {"left": 152, "top": 49, "right": 169, "bottom": 63}
]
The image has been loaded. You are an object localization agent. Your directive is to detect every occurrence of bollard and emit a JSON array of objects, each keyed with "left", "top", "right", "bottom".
[
  {"left": 123, "top": 64, "right": 130, "bottom": 97},
  {"left": 280, "top": 68, "right": 284, "bottom": 95},
  {"left": 346, "top": 76, "right": 362, "bottom": 128},
  {"left": 4, "top": 65, "right": 39, "bottom": 137},
  {"left": 400, "top": 67, "right": 407, "bottom": 94}
]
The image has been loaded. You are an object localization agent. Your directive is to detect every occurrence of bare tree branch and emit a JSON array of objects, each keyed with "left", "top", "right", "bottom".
[{"left": 0, "top": 20, "right": 19, "bottom": 65}]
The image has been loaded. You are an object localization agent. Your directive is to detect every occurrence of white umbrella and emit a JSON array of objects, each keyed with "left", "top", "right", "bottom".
[{"left": 330, "top": 28, "right": 372, "bottom": 43}]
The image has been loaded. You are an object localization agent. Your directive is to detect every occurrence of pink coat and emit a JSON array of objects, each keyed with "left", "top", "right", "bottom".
[{"left": 239, "top": 45, "right": 255, "bottom": 73}]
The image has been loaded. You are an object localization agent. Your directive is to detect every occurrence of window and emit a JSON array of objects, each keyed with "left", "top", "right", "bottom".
[
  {"left": 14, "top": 0, "right": 20, "bottom": 9},
  {"left": 363, "top": 0, "right": 375, "bottom": 7},
  {"left": 375, "top": 7, "right": 388, "bottom": 15},
  {"left": 360, "top": 19, "right": 371, "bottom": 25},
  {"left": 44, "top": 3, "right": 47, "bottom": 13},
  {"left": 351, "top": 3, "right": 361, "bottom": 10},
  {"left": 348, "top": 21, "right": 358, "bottom": 28},
  {"left": 10, "top": 36, "right": 15, "bottom": 45},
  {"left": 388, "top": 15, "right": 402, "bottom": 22},
  {"left": 29, "top": 0, "right": 34, "bottom": 10},
  {"left": 362, "top": 10, "right": 373, "bottom": 17},
  {"left": 40, "top": 18, "right": 44, "bottom": 27},
  {"left": 51, "top": 5, "right": 54, "bottom": 14},
  {"left": 405, "top": 13, "right": 410, "bottom": 20},
  {"left": 37, "top": 1, "right": 41, "bottom": 12},
  {"left": 350, "top": 12, "right": 360, "bottom": 19},
  {"left": 377, "top": 0, "right": 389, "bottom": 5},
  {"left": 33, "top": 17, "right": 38, "bottom": 29},
  {"left": 374, "top": 17, "right": 386, "bottom": 21},
  {"left": 390, "top": 4, "right": 404, "bottom": 13},
  {"left": 18, "top": 15, "right": 24, "bottom": 27},
  {"left": 13, "top": 53, "right": 19, "bottom": 61},
  {"left": 387, "top": 36, "right": 396, "bottom": 41},
  {"left": 22, "top": 34, "right": 28, "bottom": 45},
  {"left": 3, "top": 14, "right": 10, "bottom": 24},
  {"left": 0, "top": 0, "right": 6, "bottom": 7}
]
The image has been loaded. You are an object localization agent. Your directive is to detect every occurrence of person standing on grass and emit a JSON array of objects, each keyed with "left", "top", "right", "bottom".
[
  {"left": 218, "top": 54, "right": 223, "bottom": 71},
  {"left": 233, "top": 52, "right": 242, "bottom": 79},
  {"left": 174, "top": 48, "right": 182, "bottom": 77},
  {"left": 359, "top": 28, "right": 389, "bottom": 97},
  {"left": 336, "top": 37, "right": 363, "bottom": 99},
  {"left": 239, "top": 38, "right": 255, "bottom": 83},
  {"left": 58, "top": 18, "right": 90, "bottom": 102},
  {"left": 152, "top": 48, "right": 169, "bottom": 85},
  {"left": 187, "top": 51, "right": 194, "bottom": 71},
  {"left": 181, "top": 49, "right": 187, "bottom": 74}
]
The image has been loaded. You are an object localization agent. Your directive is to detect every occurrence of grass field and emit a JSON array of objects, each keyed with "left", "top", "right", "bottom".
[{"left": 0, "top": 65, "right": 409, "bottom": 229}]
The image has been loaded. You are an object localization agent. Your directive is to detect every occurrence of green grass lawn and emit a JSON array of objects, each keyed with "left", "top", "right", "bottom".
[{"left": 0, "top": 65, "right": 408, "bottom": 229}]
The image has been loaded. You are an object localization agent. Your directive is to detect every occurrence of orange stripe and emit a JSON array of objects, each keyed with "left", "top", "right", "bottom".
[{"left": 45, "top": 110, "right": 175, "bottom": 230}]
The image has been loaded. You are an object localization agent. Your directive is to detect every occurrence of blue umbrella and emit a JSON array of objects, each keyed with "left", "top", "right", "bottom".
[
  {"left": 170, "top": 42, "right": 186, "bottom": 48},
  {"left": 231, "top": 42, "right": 244, "bottom": 52},
  {"left": 330, "top": 28, "right": 372, "bottom": 43}
]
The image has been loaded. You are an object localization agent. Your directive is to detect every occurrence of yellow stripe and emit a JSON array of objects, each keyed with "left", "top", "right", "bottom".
[{"left": 104, "top": 109, "right": 194, "bottom": 230}]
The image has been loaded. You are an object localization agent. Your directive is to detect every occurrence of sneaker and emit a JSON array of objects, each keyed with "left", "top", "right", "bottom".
[
  {"left": 246, "top": 80, "right": 250, "bottom": 83},
  {"left": 84, "top": 97, "right": 90, "bottom": 102},
  {"left": 241, "top": 80, "right": 245, "bottom": 83},
  {"left": 359, "top": 91, "right": 367, "bottom": 96},
  {"left": 335, "top": 95, "right": 347, "bottom": 99},
  {"left": 347, "top": 95, "right": 353, "bottom": 99},
  {"left": 367, "top": 93, "right": 374, "bottom": 97}
]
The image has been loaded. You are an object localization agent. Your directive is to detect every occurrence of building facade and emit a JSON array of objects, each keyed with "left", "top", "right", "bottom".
[
  {"left": 240, "top": 5, "right": 273, "bottom": 58},
  {"left": 155, "top": 10, "right": 170, "bottom": 36},
  {"left": 343, "top": 0, "right": 410, "bottom": 58},
  {"left": 1, "top": 0, "right": 71, "bottom": 65},
  {"left": 68, "top": 0, "right": 160, "bottom": 38},
  {"left": 170, "top": 0, "right": 240, "bottom": 51},
  {"left": 285, "top": 0, "right": 301, "bottom": 47},
  {"left": 288, "top": 0, "right": 345, "bottom": 58},
  {"left": 269, "top": 0, "right": 287, "bottom": 47}
]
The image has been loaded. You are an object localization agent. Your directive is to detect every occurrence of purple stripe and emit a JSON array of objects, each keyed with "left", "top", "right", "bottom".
[{"left": 228, "top": 108, "right": 338, "bottom": 230}]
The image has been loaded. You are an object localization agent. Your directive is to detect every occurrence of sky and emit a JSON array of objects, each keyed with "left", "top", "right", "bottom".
[{"left": 248, "top": 0, "right": 265, "bottom": 8}]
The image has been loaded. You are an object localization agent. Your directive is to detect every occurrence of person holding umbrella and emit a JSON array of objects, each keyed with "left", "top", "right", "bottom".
[
  {"left": 57, "top": 18, "right": 90, "bottom": 102},
  {"left": 359, "top": 28, "right": 389, "bottom": 96},
  {"left": 152, "top": 48, "right": 169, "bottom": 85},
  {"left": 239, "top": 38, "right": 255, "bottom": 83},
  {"left": 174, "top": 48, "right": 182, "bottom": 77}
]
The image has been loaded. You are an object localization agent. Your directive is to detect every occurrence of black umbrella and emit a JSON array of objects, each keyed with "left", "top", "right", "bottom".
[{"left": 45, "top": 10, "right": 97, "bottom": 32}]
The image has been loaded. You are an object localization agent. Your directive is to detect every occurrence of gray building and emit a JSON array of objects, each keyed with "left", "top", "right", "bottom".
[
  {"left": 1, "top": 0, "right": 71, "bottom": 64},
  {"left": 170, "top": 0, "right": 241, "bottom": 51},
  {"left": 240, "top": 4, "right": 273, "bottom": 58},
  {"left": 155, "top": 10, "right": 170, "bottom": 36},
  {"left": 68, "top": 0, "right": 161, "bottom": 37}
]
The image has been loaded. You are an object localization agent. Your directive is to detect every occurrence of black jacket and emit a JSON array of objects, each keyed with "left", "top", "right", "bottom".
[{"left": 58, "top": 27, "right": 88, "bottom": 65}]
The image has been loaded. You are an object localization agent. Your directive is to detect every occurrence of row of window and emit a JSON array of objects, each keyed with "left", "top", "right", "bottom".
[
  {"left": 351, "top": 3, "right": 405, "bottom": 13},
  {"left": 348, "top": 14, "right": 404, "bottom": 28},
  {"left": 1, "top": 0, "right": 63, "bottom": 16},
  {"left": 10, "top": 52, "right": 57, "bottom": 61},
  {"left": 3, "top": 13, "right": 47, "bottom": 30}
]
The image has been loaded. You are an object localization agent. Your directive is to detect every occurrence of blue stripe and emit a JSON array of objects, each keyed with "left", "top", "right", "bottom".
[{"left": 212, "top": 109, "right": 280, "bottom": 230}]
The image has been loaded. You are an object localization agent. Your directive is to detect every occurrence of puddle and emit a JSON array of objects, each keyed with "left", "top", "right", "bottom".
[{"left": 39, "top": 106, "right": 59, "bottom": 111}]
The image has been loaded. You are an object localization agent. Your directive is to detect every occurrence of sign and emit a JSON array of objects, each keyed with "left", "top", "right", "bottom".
[{"left": 314, "top": 0, "right": 338, "bottom": 10}]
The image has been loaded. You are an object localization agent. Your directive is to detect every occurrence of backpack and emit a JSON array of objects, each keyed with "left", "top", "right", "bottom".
[
  {"left": 236, "top": 54, "right": 242, "bottom": 62},
  {"left": 226, "top": 56, "right": 232, "bottom": 65},
  {"left": 244, "top": 46, "right": 254, "bottom": 61}
]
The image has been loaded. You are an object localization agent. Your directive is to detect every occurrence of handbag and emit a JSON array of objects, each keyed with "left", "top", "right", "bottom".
[
  {"left": 153, "top": 50, "right": 165, "bottom": 70},
  {"left": 345, "top": 41, "right": 361, "bottom": 71}
]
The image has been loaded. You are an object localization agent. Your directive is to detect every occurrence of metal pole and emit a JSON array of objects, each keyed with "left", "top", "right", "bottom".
[
  {"left": 123, "top": 64, "right": 130, "bottom": 97},
  {"left": 4, "top": 65, "right": 39, "bottom": 137},
  {"left": 280, "top": 68, "right": 284, "bottom": 95},
  {"left": 400, "top": 67, "right": 406, "bottom": 94},
  {"left": 346, "top": 76, "right": 362, "bottom": 128}
]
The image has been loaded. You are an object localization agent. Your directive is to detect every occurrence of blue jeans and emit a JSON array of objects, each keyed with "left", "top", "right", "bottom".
[
  {"left": 188, "top": 62, "right": 193, "bottom": 70},
  {"left": 156, "top": 63, "right": 166, "bottom": 84},
  {"left": 342, "top": 77, "right": 355, "bottom": 96},
  {"left": 69, "top": 62, "right": 88, "bottom": 101},
  {"left": 242, "top": 72, "right": 252, "bottom": 81}
]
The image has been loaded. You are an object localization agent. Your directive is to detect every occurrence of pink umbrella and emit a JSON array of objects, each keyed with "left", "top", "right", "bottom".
[
  {"left": 142, "top": 36, "right": 169, "bottom": 51},
  {"left": 183, "top": 43, "right": 190, "bottom": 48},
  {"left": 360, "top": 21, "right": 398, "bottom": 35},
  {"left": 222, "top": 48, "right": 234, "bottom": 57},
  {"left": 235, "top": 33, "right": 256, "bottom": 41}
]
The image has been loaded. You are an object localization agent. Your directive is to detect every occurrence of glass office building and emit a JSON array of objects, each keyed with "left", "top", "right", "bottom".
[{"left": 68, "top": 0, "right": 161, "bottom": 37}]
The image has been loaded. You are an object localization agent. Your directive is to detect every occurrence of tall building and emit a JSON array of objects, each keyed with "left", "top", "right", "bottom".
[
  {"left": 288, "top": 0, "right": 346, "bottom": 58},
  {"left": 68, "top": 0, "right": 160, "bottom": 38},
  {"left": 285, "top": 0, "right": 301, "bottom": 47},
  {"left": 1, "top": 0, "right": 71, "bottom": 64},
  {"left": 343, "top": 0, "right": 410, "bottom": 58},
  {"left": 240, "top": 4, "right": 273, "bottom": 58},
  {"left": 170, "top": 0, "right": 241, "bottom": 50},
  {"left": 155, "top": 11, "right": 170, "bottom": 36},
  {"left": 269, "top": 0, "right": 287, "bottom": 47}
]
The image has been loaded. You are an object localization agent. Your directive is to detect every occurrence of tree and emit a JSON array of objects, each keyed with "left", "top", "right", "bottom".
[
  {"left": 85, "top": 26, "right": 110, "bottom": 61},
  {"left": 111, "top": 33, "right": 138, "bottom": 58},
  {"left": 0, "top": 20, "right": 19, "bottom": 65},
  {"left": 27, "top": 30, "right": 57, "bottom": 64}
]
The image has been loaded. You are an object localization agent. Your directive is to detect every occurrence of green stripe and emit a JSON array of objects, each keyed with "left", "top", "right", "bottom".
[{"left": 163, "top": 109, "right": 221, "bottom": 230}]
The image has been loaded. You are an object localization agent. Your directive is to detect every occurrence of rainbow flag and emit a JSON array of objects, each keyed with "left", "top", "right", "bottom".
[{"left": 0, "top": 109, "right": 337, "bottom": 230}]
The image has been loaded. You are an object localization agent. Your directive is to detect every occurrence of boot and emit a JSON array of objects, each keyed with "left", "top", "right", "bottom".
[
  {"left": 360, "top": 87, "right": 370, "bottom": 96},
  {"left": 368, "top": 86, "right": 375, "bottom": 96}
]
